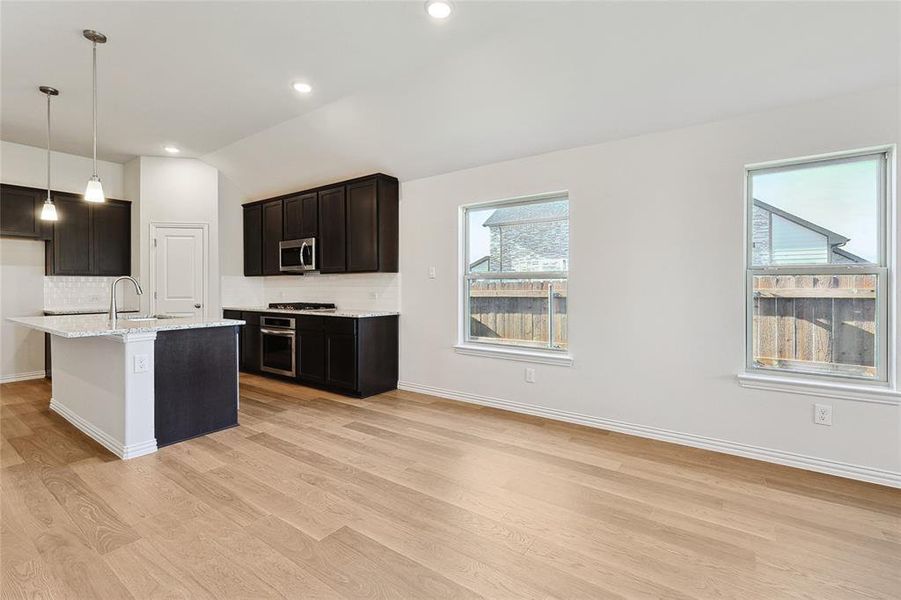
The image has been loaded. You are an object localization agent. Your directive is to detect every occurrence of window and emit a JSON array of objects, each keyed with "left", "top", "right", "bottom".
[
  {"left": 462, "top": 193, "right": 569, "bottom": 354},
  {"left": 746, "top": 150, "right": 889, "bottom": 381}
]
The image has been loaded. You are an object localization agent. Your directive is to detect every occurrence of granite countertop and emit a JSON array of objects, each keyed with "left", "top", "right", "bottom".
[
  {"left": 7, "top": 314, "right": 245, "bottom": 338},
  {"left": 223, "top": 306, "right": 399, "bottom": 319},
  {"left": 43, "top": 308, "right": 140, "bottom": 316}
]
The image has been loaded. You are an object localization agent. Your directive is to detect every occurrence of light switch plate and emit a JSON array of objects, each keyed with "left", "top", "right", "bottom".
[{"left": 134, "top": 354, "right": 149, "bottom": 373}]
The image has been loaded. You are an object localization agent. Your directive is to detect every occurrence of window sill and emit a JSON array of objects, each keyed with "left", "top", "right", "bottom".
[
  {"left": 736, "top": 373, "right": 901, "bottom": 405},
  {"left": 454, "top": 344, "right": 574, "bottom": 367}
]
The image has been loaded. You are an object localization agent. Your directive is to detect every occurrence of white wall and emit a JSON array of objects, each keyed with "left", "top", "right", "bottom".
[
  {"left": 399, "top": 86, "right": 901, "bottom": 483},
  {"left": 218, "top": 172, "right": 264, "bottom": 307},
  {"left": 0, "top": 141, "right": 126, "bottom": 380},
  {"left": 127, "top": 157, "right": 220, "bottom": 315},
  {"left": 1, "top": 140, "right": 124, "bottom": 197},
  {"left": 0, "top": 239, "right": 45, "bottom": 380}
]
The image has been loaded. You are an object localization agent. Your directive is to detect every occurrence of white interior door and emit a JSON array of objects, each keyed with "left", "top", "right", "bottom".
[{"left": 153, "top": 226, "right": 204, "bottom": 317}]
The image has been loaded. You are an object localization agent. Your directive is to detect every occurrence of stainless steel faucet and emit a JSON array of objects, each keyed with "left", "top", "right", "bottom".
[{"left": 109, "top": 276, "right": 143, "bottom": 322}]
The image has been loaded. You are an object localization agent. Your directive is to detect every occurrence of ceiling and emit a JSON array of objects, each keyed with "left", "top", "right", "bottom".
[
  {"left": 1, "top": 1, "right": 516, "bottom": 162},
  {"left": 2, "top": 2, "right": 898, "bottom": 191}
]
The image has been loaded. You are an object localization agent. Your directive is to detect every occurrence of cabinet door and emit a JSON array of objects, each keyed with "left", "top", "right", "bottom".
[
  {"left": 52, "top": 196, "right": 92, "bottom": 275},
  {"left": 325, "top": 333, "right": 357, "bottom": 390},
  {"left": 243, "top": 205, "right": 262, "bottom": 276},
  {"left": 318, "top": 187, "right": 346, "bottom": 273},
  {"left": 261, "top": 200, "right": 283, "bottom": 275},
  {"left": 297, "top": 330, "right": 325, "bottom": 383},
  {"left": 346, "top": 179, "right": 379, "bottom": 272},
  {"left": 91, "top": 201, "right": 131, "bottom": 275},
  {"left": 283, "top": 195, "right": 302, "bottom": 240},
  {"left": 0, "top": 185, "right": 45, "bottom": 238},
  {"left": 283, "top": 192, "right": 318, "bottom": 240},
  {"left": 242, "top": 324, "right": 261, "bottom": 372},
  {"left": 301, "top": 193, "right": 319, "bottom": 238}
]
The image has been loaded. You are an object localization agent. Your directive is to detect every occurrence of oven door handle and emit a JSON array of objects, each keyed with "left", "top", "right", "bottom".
[{"left": 260, "top": 329, "right": 295, "bottom": 336}]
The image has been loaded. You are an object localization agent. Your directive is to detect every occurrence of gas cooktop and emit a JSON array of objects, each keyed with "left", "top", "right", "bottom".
[{"left": 267, "top": 302, "right": 337, "bottom": 311}]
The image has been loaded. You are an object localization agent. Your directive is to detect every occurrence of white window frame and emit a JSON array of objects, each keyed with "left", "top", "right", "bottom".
[
  {"left": 741, "top": 146, "right": 897, "bottom": 397},
  {"left": 456, "top": 191, "right": 573, "bottom": 367}
]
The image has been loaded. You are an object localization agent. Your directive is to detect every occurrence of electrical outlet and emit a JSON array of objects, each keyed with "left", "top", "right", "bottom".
[
  {"left": 814, "top": 403, "right": 832, "bottom": 426},
  {"left": 134, "top": 354, "right": 149, "bottom": 373},
  {"left": 525, "top": 367, "right": 536, "bottom": 383}
]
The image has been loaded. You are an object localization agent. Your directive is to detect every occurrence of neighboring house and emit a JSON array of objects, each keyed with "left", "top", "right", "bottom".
[
  {"left": 469, "top": 255, "right": 490, "bottom": 272},
  {"left": 480, "top": 200, "right": 569, "bottom": 272},
  {"left": 752, "top": 199, "right": 868, "bottom": 265}
]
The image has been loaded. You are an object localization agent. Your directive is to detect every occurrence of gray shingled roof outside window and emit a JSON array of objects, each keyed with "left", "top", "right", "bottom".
[{"left": 482, "top": 200, "right": 568, "bottom": 227}]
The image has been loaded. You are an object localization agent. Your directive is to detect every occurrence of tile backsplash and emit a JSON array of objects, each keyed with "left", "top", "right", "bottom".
[
  {"left": 261, "top": 272, "right": 400, "bottom": 312},
  {"left": 221, "top": 275, "right": 265, "bottom": 307},
  {"left": 44, "top": 276, "right": 141, "bottom": 312}
]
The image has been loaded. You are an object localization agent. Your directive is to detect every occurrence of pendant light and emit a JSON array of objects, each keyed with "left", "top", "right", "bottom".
[
  {"left": 39, "top": 86, "right": 60, "bottom": 221},
  {"left": 83, "top": 29, "right": 107, "bottom": 203}
]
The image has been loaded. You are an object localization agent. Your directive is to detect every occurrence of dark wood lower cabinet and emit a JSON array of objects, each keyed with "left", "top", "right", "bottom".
[
  {"left": 243, "top": 324, "right": 261, "bottom": 372},
  {"left": 325, "top": 333, "right": 357, "bottom": 390},
  {"left": 154, "top": 327, "right": 239, "bottom": 447},
  {"left": 229, "top": 310, "right": 397, "bottom": 398},
  {"left": 297, "top": 329, "right": 326, "bottom": 383}
]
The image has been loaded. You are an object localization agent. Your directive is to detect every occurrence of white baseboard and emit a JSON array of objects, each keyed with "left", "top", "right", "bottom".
[
  {"left": 397, "top": 381, "right": 901, "bottom": 489},
  {"left": 0, "top": 370, "right": 46, "bottom": 383},
  {"left": 49, "top": 398, "right": 157, "bottom": 460}
]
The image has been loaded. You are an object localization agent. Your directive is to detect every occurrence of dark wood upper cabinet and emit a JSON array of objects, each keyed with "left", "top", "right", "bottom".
[
  {"left": 318, "top": 186, "right": 346, "bottom": 273},
  {"left": 242, "top": 173, "right": 398, "bottom": 277},
  {"left": 344, "top": 175, "right": 398, "bottom": 273},
  {"left": 49, "top": 195, "right": 131, "bottom": 276},
  {"left": 91, "top": 201, "right": 131, "bottom": 276},
  {"left": 346, "top": 179, "right": 378, "bottom": 272},
  {"left": 1, "top": 183, "right": 130, "bottom": 276},
  {"left": 0, "top": 184, "right": 49, "bottom": 239},
  {"left": 261, "top": 200, "right": 283, "bottom": 275},
  {"left": 51, "top": 195, "right": 92, "bottom": 275},
  {"left": 283, "top": 192, "right": 318, "bottom": 240},
  {"left": 243, "top": 204, "right": 262, "bottom": 276}
]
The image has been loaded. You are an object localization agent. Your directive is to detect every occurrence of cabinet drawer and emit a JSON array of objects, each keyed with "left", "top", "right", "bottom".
[
  {"left": 324, "top": 317, "right": 356, "bottom": 335},
  {"left": 223, "top": 310, "right": 242, "bottom": 320},
  {"left": 294, "top": 315, "right": 324, "bottom": 331}
]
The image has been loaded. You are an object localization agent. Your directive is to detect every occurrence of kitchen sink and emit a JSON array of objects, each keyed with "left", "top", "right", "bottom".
[{"left": 123, "top": 314, "right": 181, "bottom": 322}]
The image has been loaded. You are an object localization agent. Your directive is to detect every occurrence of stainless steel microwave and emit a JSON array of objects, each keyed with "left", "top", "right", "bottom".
[{"left": 279, "top": 238, "right": 316, "bottom": 273}]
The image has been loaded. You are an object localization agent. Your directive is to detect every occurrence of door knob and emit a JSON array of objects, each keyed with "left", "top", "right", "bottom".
[{"left": 194, "top": 303, "right": 201, "bottom": 309}]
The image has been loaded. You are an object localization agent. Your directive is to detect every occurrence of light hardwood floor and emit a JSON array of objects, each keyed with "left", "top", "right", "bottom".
[{"left": 1, "top": 374, "right": 899, "bottom": 599}]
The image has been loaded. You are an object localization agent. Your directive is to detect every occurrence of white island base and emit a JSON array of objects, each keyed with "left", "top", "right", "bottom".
[{"left": 50, "top": 332, "right": 159, "bottom": 459}]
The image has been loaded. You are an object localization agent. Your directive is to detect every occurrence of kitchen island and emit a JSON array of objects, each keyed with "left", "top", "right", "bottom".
[{"left": 7, "top": 313, "right": 244, "bottom": 459}]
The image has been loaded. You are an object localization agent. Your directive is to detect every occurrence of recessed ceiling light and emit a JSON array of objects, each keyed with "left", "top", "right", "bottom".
[
  {"left": 164, "top": 145, "right": 180, "bottom": 154},
  {"left": 425, "top": 0, "right": 452, "bottom": 19},
  {"left": 293, "top": 82, "right": 313, "bottom": 94}
]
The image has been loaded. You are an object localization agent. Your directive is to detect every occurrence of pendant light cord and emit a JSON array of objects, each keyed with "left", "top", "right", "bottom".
[
  {"left": 46, "top": 92, "right": 51, "bottom": 200},
  {"left": 92, "top": 40, "right": 97, "bottom": 177}
]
